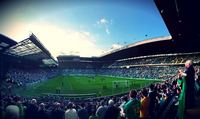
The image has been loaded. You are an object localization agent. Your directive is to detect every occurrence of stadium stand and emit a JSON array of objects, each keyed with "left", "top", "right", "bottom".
[
  {"left": 0, "top": 73, "right": 186, "bottom": 119},
  {"left": 1, "top": 33, "right": 58, "bottom": 68},
  {"left": 2, "top": 48, "right": 200, "bottom": 119},
  {"left": 1, "top": 32, "right": 200, "bottom": 119},
  {"left": 7, "top": 68, "right": 60, "bottom": 86}
]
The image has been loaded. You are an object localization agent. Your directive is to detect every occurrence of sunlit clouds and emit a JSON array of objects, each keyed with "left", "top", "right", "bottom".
[
  {"left": 8, "top": 22, "right": 105, "bottom": 58},
  {"left": 111, "top": 44, "right": 123, "bottom": 50},
  {"left": 97, "top": 18, "right": 112, "bottom": 35}
]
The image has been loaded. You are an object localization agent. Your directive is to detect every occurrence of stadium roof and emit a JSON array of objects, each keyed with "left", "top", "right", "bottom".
[
  {"left": 2, "top": 33, "right": 58, "bottom": 66},
  {"left": 154, "top": 0, "right": 200, "bottom": 47},
  {"left": 0, "top": 34, "right": 17, "bottom": 53},
  {"left": 101, "top": 36, "right": 172, "bottom": 57}
]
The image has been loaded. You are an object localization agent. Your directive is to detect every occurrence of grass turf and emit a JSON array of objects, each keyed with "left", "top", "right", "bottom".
[{"left": 14, "top": 75, "right": 162, "bottom": 97}]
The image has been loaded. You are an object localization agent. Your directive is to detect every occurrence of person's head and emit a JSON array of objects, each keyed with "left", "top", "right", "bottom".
[
  {"left": 100, "top": 100, "right": 105, "bottom": 106},
  {"left": 67, "top": 102, "right": 73, "bottom": 109},
  {"left": 141, "top": 88, "right": 148, "bottom": 97},
  {"left": 31, "top": 99, "right": 37, "bottom": 105},
  {"left": 80, "top": 102, "right": 85, "bottom": 108},
  {"left": 150, "top": 84, "right": 155, "bottom": 91},
  {"left": 54, "top": 102, "right": 61, "bottom": 109},
  {"left": 13, "top": 96, "right": 20, "bottom": 103},
  {"left": 121, "top": 95, "right": 128, "bottom": 102},
  {"left": 39, "top": 103, "right": 45, "bottom": 110},
  {"left": 108, "top": 99, "right": 114, "bottom": 106},
  {"left": 185, "top": 60, "right": 193, "bottom": 68},
  {"left": 129, "top": 90, "right": 137, "bottom": 99}
]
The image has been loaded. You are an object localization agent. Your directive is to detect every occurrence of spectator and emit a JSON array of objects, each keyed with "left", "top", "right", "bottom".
[
  {"left": 51, "top": 102, "right": 64, "bottom": 119},
  {"left": 119, "top": 96, "right": 128, "bottom": 119},
  {"left": 123, "top": 90, "right": 140, "bottom": 119},
  {"left": 104, "top": 99, "right": 120, "bottom": 119},
  {"left": 179, "top": 60, "right": 195, "bottom": 109},
  {"left": 24, "top": 99, "right": 38, "bottom": 119},
  {"left": 37, "top": 103, "right": 49, "bottom": 119},
  {"left": 5, "top": 104, "right": 20, "bottom": 119},
  {"left": 140, "top": 88, "right": 150, "bottom": 119},
  {"left": 148, "top": 84, "right": 157, "bottom": 119},
  {"left": 65, "top": 102, "right": 78, "bottom": 119},
  {"left": 96, "top": 100, "right": 107, "bottom": 119},
  {"left": 89, "top": 109, "right": 98, "bottom": 119},
  {"left": 77, "top": 103, "right": 89, "bottom": 119}
]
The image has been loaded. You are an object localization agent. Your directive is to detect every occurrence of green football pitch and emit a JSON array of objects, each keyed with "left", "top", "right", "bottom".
[{"left": 14, "top": 75, "right": 162, "bottom": 97}]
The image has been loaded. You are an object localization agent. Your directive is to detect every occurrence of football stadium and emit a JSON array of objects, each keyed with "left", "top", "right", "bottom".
[{"left": 0, "top": 0, "right": 200, "bottom": 119}]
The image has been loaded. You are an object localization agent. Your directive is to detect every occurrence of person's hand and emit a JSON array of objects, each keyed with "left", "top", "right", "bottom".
[
  {"left": 178, "top": 69, "right": 183, "bottom": 73},
  {"left": 120, "top": 111, "right": 126, "bottom": 118},
  {"left": 178, "top": 72, "right": 182, "bottom": 78},
  {"left": 178, "top": 69, "right": 183, "bottom": 77}
]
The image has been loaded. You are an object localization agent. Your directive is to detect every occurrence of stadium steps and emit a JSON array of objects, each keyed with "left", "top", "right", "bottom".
[{"left": 185, "top": 96, "right": 200, "bottom": 119}]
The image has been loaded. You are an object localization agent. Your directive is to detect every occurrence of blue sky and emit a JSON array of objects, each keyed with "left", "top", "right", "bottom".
[{"left": 0, "top": 0, "right": 170, "bottom": 57}]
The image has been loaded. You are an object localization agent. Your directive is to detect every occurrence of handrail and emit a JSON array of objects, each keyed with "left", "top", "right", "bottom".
[
  {"left": 42, "top": 93, "right": 97, "bottom": 98},
  {"left": 178, "top": 77, "right": 186, "bottom": 119}
]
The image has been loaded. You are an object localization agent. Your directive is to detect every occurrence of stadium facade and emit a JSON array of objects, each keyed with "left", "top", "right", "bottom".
[{"left": 1, "top": 32, "right": 200, "bottom": 75}]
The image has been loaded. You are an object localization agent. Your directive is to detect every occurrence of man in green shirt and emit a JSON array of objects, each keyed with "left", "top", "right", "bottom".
[{"left": 123, "top": 90, "right": 141, "bottom": 119}]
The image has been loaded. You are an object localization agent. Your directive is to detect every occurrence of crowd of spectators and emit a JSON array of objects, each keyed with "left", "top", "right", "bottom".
[
  {"left": 2, "top": 53, "right": 200, "bottom": 119},
  {"left": 109, "top": 53, "right": 200, "bottom": 68},
  {"left": 5, "top": 65, "right": 197, "bottom": 89},
  {"left": 6, "top": 53, "right": 200, "bottom": 88},
  {"left": 59, "top": 62, "right": 96, "bottom": 69},
  {"left": 6, "top": 68, "right": 60, "bottom": 86},
  {"left": 1, "top": 77, "right": 182, "bottom": 119},
  {"left": 61, "top": 69, "right": 96, "bottom": 76},
  {"left": 6, "top": 66, "right": 186, "bottom": 89},
  {"left": 99, "top": 66, "right": 183, "bottom": 79}
]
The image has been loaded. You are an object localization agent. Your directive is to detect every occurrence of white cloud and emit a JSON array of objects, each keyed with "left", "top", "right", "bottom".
[
  {"left": 111, "top": 44, "right": 122, "bottom": 50},
  {"left": 7, "top": 22, "right": 104, "bottom": 58},
  {"left": 106, "top": 28, "right": 110, "bottom": 34},
  {"left": 96, "top": 18, "right": 112, "bottom": 35},
  {"left": 103, "top": 43, "right": 123, "bottom": 54},
  {"left": 99, "top": 18, "right": 109, "bottom": 24}
]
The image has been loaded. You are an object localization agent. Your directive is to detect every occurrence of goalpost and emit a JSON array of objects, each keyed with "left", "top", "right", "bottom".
[
  {"left": 112, "top": 80, "right": 129, "bottom": 89},
  {"left": 111, "top": 80, "right": 129, "bottom": 95}
]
